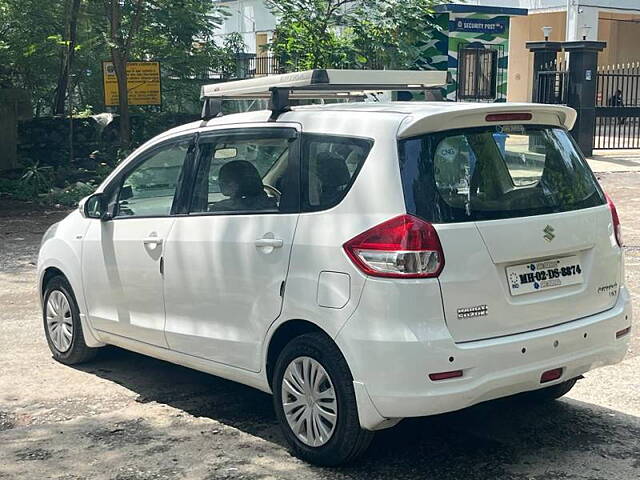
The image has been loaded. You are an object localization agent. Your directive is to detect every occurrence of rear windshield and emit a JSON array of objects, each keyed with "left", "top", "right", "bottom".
[{"left": 398, "top": 124, "right": 605, "bottom": 222}]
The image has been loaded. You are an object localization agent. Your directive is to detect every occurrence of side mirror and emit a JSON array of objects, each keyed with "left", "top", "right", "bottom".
[{"left": 81, "top": 192, "right": 113, "bottom": 221}]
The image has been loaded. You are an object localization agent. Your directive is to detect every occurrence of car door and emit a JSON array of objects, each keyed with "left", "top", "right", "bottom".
[
  {"left": 162, "top": 126, "right": 300, "bottom": 372},
  {"left": 82, "top": 135, "right": 195, "bottom": 346}
]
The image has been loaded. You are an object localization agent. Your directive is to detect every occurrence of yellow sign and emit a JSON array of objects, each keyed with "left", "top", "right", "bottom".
[{"left": 102, "top": 61, "right": 161, "bottom": 106}]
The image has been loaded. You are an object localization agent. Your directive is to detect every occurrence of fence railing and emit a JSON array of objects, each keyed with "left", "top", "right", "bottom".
[
  {"left": 595, "top": 63, "right": 640, "bottom": 150},
  {"left": 210, "top": 53, "right": 388, "bottom": 81}
]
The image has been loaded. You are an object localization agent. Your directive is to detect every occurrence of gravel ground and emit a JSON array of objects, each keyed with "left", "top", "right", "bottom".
[{"left": 1, "top": 173, "right": 639, "bottom": 480}]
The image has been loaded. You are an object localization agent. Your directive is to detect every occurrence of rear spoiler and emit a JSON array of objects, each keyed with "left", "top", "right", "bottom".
[{"left": 397, "top": 104, "right": 577, "bottom": 138}]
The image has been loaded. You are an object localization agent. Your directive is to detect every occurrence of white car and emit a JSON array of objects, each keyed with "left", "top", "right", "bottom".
[{"left": 38, "top": 72, "right": 632, "bottom": 466}]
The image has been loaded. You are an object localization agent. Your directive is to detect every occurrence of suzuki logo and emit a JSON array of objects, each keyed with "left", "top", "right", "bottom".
[{"left": 543, "top": 225, "right": 555, "bottom": 242}]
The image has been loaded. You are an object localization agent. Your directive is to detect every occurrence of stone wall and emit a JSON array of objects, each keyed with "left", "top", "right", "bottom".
[{"left": 16, "top": 113, "right": 199, "bottom": 169}]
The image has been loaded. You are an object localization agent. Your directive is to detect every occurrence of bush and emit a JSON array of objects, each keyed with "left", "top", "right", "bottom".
[{"left": 44, "top": 182, "right": 96, "bottom": 208}]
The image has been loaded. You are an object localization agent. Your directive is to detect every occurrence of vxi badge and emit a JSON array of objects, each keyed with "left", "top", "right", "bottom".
[{"left": 543, "top": 225, "right": 555, "bottom": 242}]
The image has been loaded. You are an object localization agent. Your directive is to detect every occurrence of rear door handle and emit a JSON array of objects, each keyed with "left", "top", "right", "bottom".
[
  {"left": 254, "top": 238, "right": 283, "bottom": 248},
  {"left": 143, "top": 237, "right": 163, "bottom": 246}
]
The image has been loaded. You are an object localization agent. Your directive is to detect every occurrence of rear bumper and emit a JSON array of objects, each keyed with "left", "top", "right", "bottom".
[{"left": 336, "top": 282, "right": 632, "bottom": 429}]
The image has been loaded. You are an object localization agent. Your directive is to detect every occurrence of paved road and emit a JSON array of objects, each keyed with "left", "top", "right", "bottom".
[{"left": 1, "top": 171, "right": 639, "bottom": 480}]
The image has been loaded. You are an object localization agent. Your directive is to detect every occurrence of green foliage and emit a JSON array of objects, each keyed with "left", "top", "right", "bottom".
[
  {"left": 20, "top": 161, "right": 53, "bottom": 196},
  {"left": 0, "top": 0, "right": 230, "bottom": 115},
  {"left": 0, "top": 178, "right": 34, "bottom": 201},
  {"left": 266, "top": 0, "right": 442, "bottom": 71},
  {"left": 45, "top": 181, "right": 96, "bottom": 207}
]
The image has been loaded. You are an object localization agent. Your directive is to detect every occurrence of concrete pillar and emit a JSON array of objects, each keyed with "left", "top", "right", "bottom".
[
  {"left": 0, "top": 89, "right": 31, "bottom": 171},
  {"left": 0, "top": 104, "right": 18, "bottom": 170},
  {"left": 563, "top": 40, "right": 606, "bottom": 156}
]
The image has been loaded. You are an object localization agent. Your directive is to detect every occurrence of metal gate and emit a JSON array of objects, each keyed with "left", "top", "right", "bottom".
[
  {"left": 595, "top": 63, "right": 640, "bottom": 150},
  {"left": 534, "top": 60, "right": 568, "bottom": 105}
]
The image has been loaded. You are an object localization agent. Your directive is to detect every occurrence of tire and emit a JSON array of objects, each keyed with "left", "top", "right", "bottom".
[
  {"left": 43, "top": 275, "right": 98, "bottom": 365},
  {"left": 272, "top": 332, "right": 374, "bottom": 466},
  {"left": 522, "top": 378, "right": 578, "bottom": 402}
]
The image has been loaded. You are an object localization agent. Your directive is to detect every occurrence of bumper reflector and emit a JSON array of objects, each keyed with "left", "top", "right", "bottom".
[
  {"left": 540, "top": 368, "right": 563, "bottom": 384},
  {"left": 616, "top": 326, "right": 631, "bottom": 339},
  {"left": 429, "top": 370, "right": 463, "bottom": 381}
]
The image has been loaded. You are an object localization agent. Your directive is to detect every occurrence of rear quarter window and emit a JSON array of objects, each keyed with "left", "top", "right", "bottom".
[
  {"left": 301, "top": 134, "right": 373, "bottom": 212},
  {"left": 399, "top": 124, "right": 605, "bottom": 222}
]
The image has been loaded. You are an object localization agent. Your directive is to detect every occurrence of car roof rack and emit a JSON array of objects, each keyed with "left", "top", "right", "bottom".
[{"left": 200, "top": 69, "right": 448, "bottom": 121}]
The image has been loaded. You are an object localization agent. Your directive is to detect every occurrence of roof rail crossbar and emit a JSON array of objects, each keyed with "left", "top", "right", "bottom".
[{"left": 200, "top": 69, "right": 448, "bottom": 121}]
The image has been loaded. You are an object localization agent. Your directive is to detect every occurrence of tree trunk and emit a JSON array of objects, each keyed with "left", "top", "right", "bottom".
[
  {"left": 104, "top": 0, "right": 144, "bottom": 149},
  {"left": 53, "top": 0, "right": 81, "bottom": 115},
  {"left": 112, "top": 51, "right": 131, "bottom": 148}
]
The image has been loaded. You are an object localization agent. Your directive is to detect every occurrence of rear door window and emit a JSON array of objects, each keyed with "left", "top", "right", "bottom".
[{"left": 399, "top": 125, "right": 605, "bottom": 222}]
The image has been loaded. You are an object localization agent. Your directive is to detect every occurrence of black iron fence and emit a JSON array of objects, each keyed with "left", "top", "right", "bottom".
[
  {"left": 214, "top": 53, "right": 386, "bottom": 81},
  {"left": 534, "top": 59, "right": 568, "bottom": 105},
  {"left": 595, "top": 63, "right": 640, "bottom": 149}
]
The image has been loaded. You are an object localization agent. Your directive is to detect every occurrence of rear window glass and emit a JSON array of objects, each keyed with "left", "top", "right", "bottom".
[{"left": 399, "top": 125, "right": 605, "bottom": 222}]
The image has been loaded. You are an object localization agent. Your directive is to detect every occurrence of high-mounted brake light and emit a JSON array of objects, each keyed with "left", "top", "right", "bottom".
[
  {"left": 343, "top": 214, "right": 444, "bottom": 278},
  {"left": 485, "top": 112, "right": 532, "bottom": 122},
  {"left": 605, "top": 193, "right": 623, "bottom": 247}
]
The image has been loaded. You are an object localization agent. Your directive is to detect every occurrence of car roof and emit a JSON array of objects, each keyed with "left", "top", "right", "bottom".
[{"left": 155, "top": 101, "right": 577, "bottom": 141}]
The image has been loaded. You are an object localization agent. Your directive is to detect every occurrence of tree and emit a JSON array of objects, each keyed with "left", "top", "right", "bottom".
[
  {"left": 1, "top": 0, "right": 228, "bottom": 128},
  {"left": 101, "top": 0, "right": 144, "bottom": 149},
  {"left": 266, "top": 0, "right": 442, "bottom": 71},
  {"left": 53, "top": 0, "right": 82, "bottom": 115},
  {"left": 266, "top": 0, "right": 360, "bottom": 70},
  {"left": 0, "top": 0, "right": 67, "bottom": 114}
]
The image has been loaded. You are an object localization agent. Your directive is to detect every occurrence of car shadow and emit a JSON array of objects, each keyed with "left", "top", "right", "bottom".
[{"left": 75, "top": 346, "right": 640, "bottom": 478}]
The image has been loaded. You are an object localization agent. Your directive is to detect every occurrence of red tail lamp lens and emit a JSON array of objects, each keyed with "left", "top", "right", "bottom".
[
  {"left": 429, "top": 370, "right": 463, "bottom": 381},
  {"left": 343, "top": 214, "right": 444, "bottom": 278},
  {"left": 605, "top": 193, "right": 623, "bottom": 247},
  {"left": 616, "top": 326, "right": 631, "bottom": 339},
  {"left": 540, "top": 368, "right": 563, "bottom": 384}
]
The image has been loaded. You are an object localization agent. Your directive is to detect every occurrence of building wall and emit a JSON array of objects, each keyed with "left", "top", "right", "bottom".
[
  {"left": 599, "top": 12, "right": 640, "bottom": 67},
  {"left": 214, "top": 0, "right": 277, "bottom": 53},
  {"left": 507, "top": 12, "right": 566, "bottom": 102},
  {"left": 507, "top": 11, "right": 640, "bottom": 102}
]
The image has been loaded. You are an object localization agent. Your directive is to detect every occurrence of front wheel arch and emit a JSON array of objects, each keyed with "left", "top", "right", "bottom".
[{"left": 41, "top": 266, "right": 67, "bottom": 298}]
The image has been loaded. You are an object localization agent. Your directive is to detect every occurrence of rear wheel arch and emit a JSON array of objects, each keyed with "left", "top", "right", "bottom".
[{"left": 266, "top": 319, "right": 344, "bottom": 389}]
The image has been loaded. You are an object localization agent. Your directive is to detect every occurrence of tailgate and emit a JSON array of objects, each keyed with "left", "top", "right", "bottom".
[{"left": 436, "top": 206, "right": 621, "bottom": 343}]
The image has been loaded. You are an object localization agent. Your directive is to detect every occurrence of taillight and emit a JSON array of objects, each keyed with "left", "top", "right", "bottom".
[
  {"left": 606, "top": 193, "right": 623, "bottom": 247},
  {"left": 343, "top": 214, "right": 444, "bottom": 278}
]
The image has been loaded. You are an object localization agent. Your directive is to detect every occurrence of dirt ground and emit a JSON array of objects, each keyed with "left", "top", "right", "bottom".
[{"left": 1, "top": 173, "right": 639, "bottom": 480}]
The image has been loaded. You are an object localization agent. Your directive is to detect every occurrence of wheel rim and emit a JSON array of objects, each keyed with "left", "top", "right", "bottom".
[
  {"left": 281, "top": 356, "right": 338, "bottom": 447},
  {"left": 45, "top": 290, "right": 73, "bottom": 353}
]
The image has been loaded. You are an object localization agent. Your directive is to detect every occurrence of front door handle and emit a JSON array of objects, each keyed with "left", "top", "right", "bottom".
[{"left": 254, "top": 237, "right": 283, "bottom": 249}]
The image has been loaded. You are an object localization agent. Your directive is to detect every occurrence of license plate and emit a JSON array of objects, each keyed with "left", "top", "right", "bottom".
[{"left": 506, "top": 255, "right": 583, "bottom": 296}]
